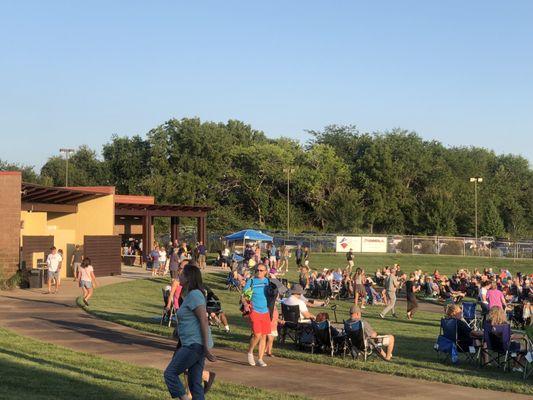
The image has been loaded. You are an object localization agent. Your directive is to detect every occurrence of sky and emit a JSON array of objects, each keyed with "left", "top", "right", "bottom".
[{"left": 1, "top": 1, "right": 532, "bottom": 169}]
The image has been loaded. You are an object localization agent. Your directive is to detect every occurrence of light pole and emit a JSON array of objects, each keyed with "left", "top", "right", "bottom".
[
  {"left": 469, "top": 177, "right": 483, "bottom": 244},
  {"left": 283, "top": 167, "right": 295, "bottom": 240},
  {"left": 60, "top": 148, "right": 75, "bottom": 186}
]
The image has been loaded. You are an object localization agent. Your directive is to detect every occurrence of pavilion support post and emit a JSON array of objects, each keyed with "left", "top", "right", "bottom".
[
  {"left": 197, "top": 216, "right": 207, "bottom": 245},
  {"left": 171, "top": 216, "right": 180, "bottom": 244},
  {"left": 142, "top": 213, "right": 153, "bottom": 263}
]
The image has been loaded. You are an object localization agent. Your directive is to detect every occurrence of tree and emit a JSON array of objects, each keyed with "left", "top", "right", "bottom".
[
  {"left": 103, "top": 135, "right": 151, "bottom": 194},
  {"left": 0, "top": 160, "right": 40, "bottom": 183},
  {"left": 480, "top": 200, "right": 505, "bottom": 237},
  {"left": 40, "top": 146, "right": 108, "bottom": 186}
]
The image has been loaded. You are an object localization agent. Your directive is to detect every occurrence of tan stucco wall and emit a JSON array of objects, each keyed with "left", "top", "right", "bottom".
[
  {"left": 22, "top": 195, "right": 115, "bottom": 278},
  {"left": 76, "top": 195, "right": 115, "bottom": 241},
  {"left": 20, "top": 211, "right": 48, "bottom": 239}
]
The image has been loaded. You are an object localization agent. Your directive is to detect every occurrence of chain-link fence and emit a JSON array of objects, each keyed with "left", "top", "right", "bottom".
[{"left": 207, "top": 230, "right": 533, "bottom": 259}]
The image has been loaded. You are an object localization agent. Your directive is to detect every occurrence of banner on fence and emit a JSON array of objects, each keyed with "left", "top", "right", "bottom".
[
  {"left": 336, "top": 236, "right": 361, "bottom": 252},
  {"left": 361, "top": 236, "right": 387, "bottom": 253}
]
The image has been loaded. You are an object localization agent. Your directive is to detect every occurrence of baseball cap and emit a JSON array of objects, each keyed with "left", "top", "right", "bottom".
[
  {"left": 290, "top": 284, "right": 304, "bottom": 295},
  {"left": 349, "top": 305, "right": 361, "bottom": 314}
]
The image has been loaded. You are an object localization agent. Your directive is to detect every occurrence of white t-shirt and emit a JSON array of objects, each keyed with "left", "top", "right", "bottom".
[
  {"left": 479, "top": 287, "right": 488, "bottom": 303},
  {"left": 282, "top": 295, "right": 309, "bottom": 321},
  {"left": 46, "top": 253, "right": 62, "bottom": 272},
  {"left": 159, "top": 250, "right": 167, "bottom": 262}
]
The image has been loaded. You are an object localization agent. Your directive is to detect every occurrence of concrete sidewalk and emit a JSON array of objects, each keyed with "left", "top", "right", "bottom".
[{"left": 0, "top": 270, "right": 528, "bottom": 400}]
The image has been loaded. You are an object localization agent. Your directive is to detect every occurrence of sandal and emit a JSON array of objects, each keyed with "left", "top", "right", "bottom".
[{"left": 203, "top": 372, "right": 216, "bottom": 394}]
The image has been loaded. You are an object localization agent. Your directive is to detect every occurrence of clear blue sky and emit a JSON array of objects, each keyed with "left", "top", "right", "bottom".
[{"left": 1, "top": 1, "right": 532, "bottom": 169}]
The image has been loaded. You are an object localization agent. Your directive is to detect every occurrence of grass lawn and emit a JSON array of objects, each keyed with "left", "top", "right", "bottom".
[
  {"left": 0, "top": 326, "right": 307, "bottom": 400},
  {"left": 294, "top": 252, "right": 533, "bottom": 277},
  {"left": 83, "top": 253, "right": 533, "bottom": 396}
]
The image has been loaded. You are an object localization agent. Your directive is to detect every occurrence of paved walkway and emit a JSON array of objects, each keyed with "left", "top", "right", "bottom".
[{"left": 0, "top": 269, "right": 528, "bottom": 400}]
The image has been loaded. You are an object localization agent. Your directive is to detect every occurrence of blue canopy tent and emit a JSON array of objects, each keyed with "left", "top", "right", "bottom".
[
  {"left": 225, "top": 229, "right": 273, "bottom": 256},
  {"left": 225, "top": 229, "right": 273, "bottom": 242}
]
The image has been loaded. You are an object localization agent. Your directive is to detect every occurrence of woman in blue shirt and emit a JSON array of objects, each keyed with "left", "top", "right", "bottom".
[{"left": 164, "top": 263, "right": 216, "bottom": 399}]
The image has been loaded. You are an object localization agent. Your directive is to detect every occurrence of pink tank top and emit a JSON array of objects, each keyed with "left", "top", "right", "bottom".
[{"left": 173, "top": 284, "right": 183, "bottom": 310}]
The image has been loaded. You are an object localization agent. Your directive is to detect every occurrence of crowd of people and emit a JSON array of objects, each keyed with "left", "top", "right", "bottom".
[{"left": 154, "top": 240, "right": 533, "bottom": 399}]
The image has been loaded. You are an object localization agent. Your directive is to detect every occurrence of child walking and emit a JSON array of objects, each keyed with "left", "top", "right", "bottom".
[{"left": 77, "top": 258, "right": 97, "bottom": 306}]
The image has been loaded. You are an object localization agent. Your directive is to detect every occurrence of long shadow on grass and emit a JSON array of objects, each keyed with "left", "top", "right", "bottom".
[
  {"left": 0, "top": 358, "right": 153, "bottom": 400},
  {"left": 34, "top": 316, "right": 175, "bottom": 352},
  {"left": 0, "top": 347, "right": 162, "bottom": 389}
]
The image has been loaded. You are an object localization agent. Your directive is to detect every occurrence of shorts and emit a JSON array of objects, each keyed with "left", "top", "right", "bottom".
[
  {"left": 348, "top": 260, "right": 354, "bottom": 267},
  {"left": 269, "top": 256, "right": 277, "bottom": 264},
  {"left": 376, "top": 335, "right": 390, "bottom": 346},
  {"left": 250, "top": 310, "right": 271, "bottom": 335},
  {"left": 80, "top": 280, "right": 93, "bottom": 289},
  {"left": 48, "top": 270, "right": 59, "bottom": 281}
]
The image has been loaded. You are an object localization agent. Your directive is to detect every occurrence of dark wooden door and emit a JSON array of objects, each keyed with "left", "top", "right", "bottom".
[
  {"left": 83, "top": 235, "right": 122, "bottom": 277},
  {"left": 21, "top": 236, "right": 54, "bottom": 269}
]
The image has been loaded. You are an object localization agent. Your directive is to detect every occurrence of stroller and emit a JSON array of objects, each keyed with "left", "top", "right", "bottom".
[{"left": 226, "top": 271, "right": 242, "bottom": 292}]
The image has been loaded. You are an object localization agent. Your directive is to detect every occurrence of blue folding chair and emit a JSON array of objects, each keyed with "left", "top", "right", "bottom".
[
  {"left": 343, "top": 320, "right": 383, "bottom": 361},
  {"left": 462, "top": 302, "right": 479, "bottom": 330},
  {"left": 480, "top": 321, "right": 524, "bottom": 371},
  {"left": 435, "top": 318, "right": 476, "bottom": 364}
]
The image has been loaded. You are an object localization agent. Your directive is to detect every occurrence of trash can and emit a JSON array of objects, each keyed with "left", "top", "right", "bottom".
[{"left": 28, "top": 269, "right": 43, "bottom": 289}]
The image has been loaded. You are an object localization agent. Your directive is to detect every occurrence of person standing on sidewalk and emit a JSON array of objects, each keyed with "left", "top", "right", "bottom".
[
  {"left": 197, "top": 241, "right": 207, "bottom": 270},
  {"left": 242, "top": 263, "right": 271, "bottom": 367},
  {"left": 164, "top": 263, "right": 216, "bottom": 400},
  {"left": 70, "top": 244, "right": 83, "bottom": 282},
  {"left": 380, "top": 268, "right": 400, "bottom": 318},
  {"left": 46, "top": 246, "right": 62, "bottom": 294}
]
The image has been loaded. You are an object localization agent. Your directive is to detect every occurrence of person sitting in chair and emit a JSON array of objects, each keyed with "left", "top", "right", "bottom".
[
  {"left": 204, "top": 285, "right": 230, "bottom": 332},
  {"left": 444, "top": 304, "right": 473, "bottom": 350},
  {"left": 347, "top": 304, "right": 395, "bottom": 361},
  {"left": 281, "top": 284, "right": 315, "bottom": 322}
]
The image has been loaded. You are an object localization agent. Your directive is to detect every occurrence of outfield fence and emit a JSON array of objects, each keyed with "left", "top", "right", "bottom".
[{"left": 207, "top": 231, "right": 533, "bottom": 259}]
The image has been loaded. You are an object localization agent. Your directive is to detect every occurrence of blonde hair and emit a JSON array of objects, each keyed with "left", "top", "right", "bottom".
[
  {"left": 445, "top": 304, "right": 461, "bottom": 318},
  {"left": 488, "top": 307, "right": 507, "bottom": 325}
]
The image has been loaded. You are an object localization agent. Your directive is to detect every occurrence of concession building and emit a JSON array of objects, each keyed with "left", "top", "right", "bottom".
[{"left": 0, "top": 171, "right": 211, "bottom": 280}]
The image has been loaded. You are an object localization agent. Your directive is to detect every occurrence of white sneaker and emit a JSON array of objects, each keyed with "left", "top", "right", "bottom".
[
  {"left": 247, "top": 353, "right": 256, "bottom": 366},
  {"left": 361, "top": 305, "right": 366, "bottom": 309},
  {"left": 256, "top": 359, "right": 267, "bottom": 367}
]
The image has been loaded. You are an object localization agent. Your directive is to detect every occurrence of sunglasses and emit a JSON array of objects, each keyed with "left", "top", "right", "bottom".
[{"left": 258, "top": 269, "right": 267, "bottom": 272}]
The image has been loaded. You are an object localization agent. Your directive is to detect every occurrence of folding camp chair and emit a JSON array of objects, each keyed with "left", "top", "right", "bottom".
[
  {"left": 462, "top": 302, "right": 480, "bottom": 330},
  {"left": 317, "top": 280, "right": 330, "bottom": 300},
  {"left": 280, "top": 303, "right": 301, "bottom": 345},
  {"left": 160, "top": 287, "right": 175, "bottom": 327},
  {"left": 343, "top": 320, "right": 384, "bottom": 361},
  {"left": 298, "top": 323, "right": 316, "bottom": 352},
  {"left": 329, "top": 280, "right": 341, "bottom": 300},
  {"left": 311, "top": 320, "right": 336, "bottom": 356},
  {"left": 434, "top": 318, "right": 477, "bottom": 364},
  {"left": 226, "top": 272, "right": 241, "bottom": 292},
  {"left": 480, "top": 321, "right": 524, "bottom": 371},
  {"left": 523, "top": 333, "right": 533, "bottom": 380}
]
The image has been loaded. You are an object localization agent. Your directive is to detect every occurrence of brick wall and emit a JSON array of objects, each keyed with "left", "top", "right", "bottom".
[{"left": 0, "top": 172, "right": 22, "bottom": 280}]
